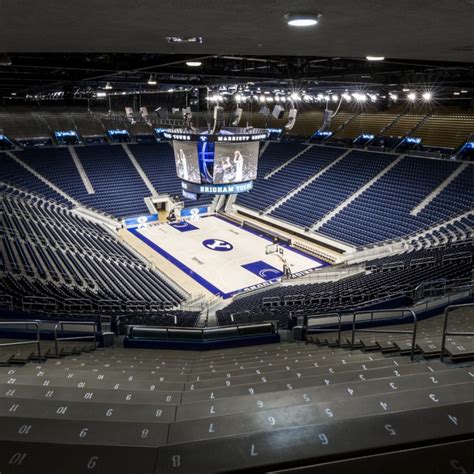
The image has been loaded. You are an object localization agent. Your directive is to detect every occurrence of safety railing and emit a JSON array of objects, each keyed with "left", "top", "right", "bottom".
[
  {"left": 129, "top": 320, "right": 278, "bottom": 340},
  {"left": 440, "top": 303, "right": 474, "bottom": 361},
  {"left": 0, "top": 321, "right": 41, "bottom": 361},
  {"left": 413, "top": 278, "right": 472, "bottom": 302},
  {"left": 303, "top": 313, "right": 343, "bottom": 346},
  {"left": 351, "top": 309, "right": 418, "bottom": 360},
  {"left": 0, "top": 294, "right": 13, "bottom": 311},
  {"left": 53, "top": 321, "right": 97, "bottom": 358}
]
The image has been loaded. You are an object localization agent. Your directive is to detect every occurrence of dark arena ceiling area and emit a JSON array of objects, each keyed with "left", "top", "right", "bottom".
[
  {"left": 0, "top": 0, "right": 473, "bottom": 101},
  {"left": 2, "top": 0, "right": 474, "bottom": 60}
]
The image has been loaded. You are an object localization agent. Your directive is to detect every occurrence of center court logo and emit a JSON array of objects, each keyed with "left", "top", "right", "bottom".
[{"left": 202, "top": 239, "right": 234, "bottom": 252}]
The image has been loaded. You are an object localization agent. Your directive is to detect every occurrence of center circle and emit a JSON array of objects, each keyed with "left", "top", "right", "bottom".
[{"left": 202, "top": 239, "right": 234, "bottom": 252}]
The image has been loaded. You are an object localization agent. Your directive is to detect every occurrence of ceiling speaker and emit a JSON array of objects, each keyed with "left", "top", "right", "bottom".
[
  {"left": 285, "top": 108, "right": 298, "bottom": 130},
  {"left": 272, "top": 105, "right": 285, "bottom": 120},
  {"left": 231, "top": 107, "right": 243, "bottom": 126}
]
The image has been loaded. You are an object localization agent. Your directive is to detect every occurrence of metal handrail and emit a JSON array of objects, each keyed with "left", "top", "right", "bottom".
[
  {"left": 440, "top": 303, "right": 474, "bottom": 361},
  {"left": 0, "top": 321, "right": 41, "bottom": 361},
  {"left": 351, "top": 308, "right": 418, "bottom": 360},
  {"left": 130, "top": 320, "right": 278, "bottom": 339},
  {"left": 0, "top": 294, "right": 13, "bottom": 311},
  {"left": 414, "top": 279, "right": 473, "bottom": 302},
  {"left": 304, "top": 313, "right": 342, "bottom": 346},
  {"left": 53, "top": 321, "right": 97, "bottom": 358}
]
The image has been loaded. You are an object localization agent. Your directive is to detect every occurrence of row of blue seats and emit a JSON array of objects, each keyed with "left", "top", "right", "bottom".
[
  {"left": 0, "top": 194, "right": 187, "bottom": 308},
  {"left": 217, "top": 243, "right": 474, "bottom": 326},
  {"left": 8, "top": 144, "right": 212, "bottom": 219},
  {"left": 271, "top": 150, "right": 397, "bottom": 228},
  {"left": 319, "top": 157, "right": 472, "bottom": 246},
  {"left": 0, "top": 154, "right": 70, "bottom": 206},
  {"left": 238, "top": 146, "right": 343, "bottom": 212}
]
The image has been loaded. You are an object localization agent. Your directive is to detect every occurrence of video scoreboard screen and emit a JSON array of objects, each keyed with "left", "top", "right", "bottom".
[
  {"left": 213, "top": 142, "right": 259, "bottom": 184},
  {"left": 173, "top": 141, "right": 201, "bottom": 184},
  {"left": 171, "top": 129, "right": 265, "bottom": 195}
]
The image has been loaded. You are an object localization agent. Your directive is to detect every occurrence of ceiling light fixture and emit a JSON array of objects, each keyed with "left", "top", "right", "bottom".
[
  {"left": 104, "top": 82, "right": 113, "bottom": 90},
  {"left": 290, "top": 92, "right": 301, "bottom": 101},
  {"left": 0, "top": 54, "right": 12, "bottom": 66},
  {"left": 166, "top": 36, "right": 203, "bottom": 44},
  {"left": 366, "top": 56, "right": 385, "bottom": 61},
  {"left": 285, "top": 12, "right": 322, "bottom": 27},
  {"left": 147, "top": 74, "right": 157, "bottom": 85},
  {"left": 186, "top": 61, "right": 202, "bottom": 67}
]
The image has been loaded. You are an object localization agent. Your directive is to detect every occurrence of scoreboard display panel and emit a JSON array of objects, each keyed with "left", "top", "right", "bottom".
[
  {"left": 213, "top": 142, "right": 259, "bottom": 184},
  {"left": 170, "top": 128, "right": 267, "bottom": 195},
  {"left": 173, "top": 141, "right": 200, "bottom": 184}
]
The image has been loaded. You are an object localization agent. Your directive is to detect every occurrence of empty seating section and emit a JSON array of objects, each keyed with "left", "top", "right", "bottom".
[
  {"left": 70, "top": 113, "right": 105, "bottom": 136},
  {"left": 415, "top": 214, "right": 474, "bottom": 247},
  {"left": 7, "top": 143, "right": 213, "bottom": 218},
  {"left": 17, "top": 147, "right": 92, "bottom": 205},
  {"left": 14, "top": 145, "right": 150, "bottom": 218},
  {"left": 40, "top": 112, "right": 76, "bottom": 132},
  {"left": 256, "top": 142, "right": 306, "bottom": 177},
  {"left": 0, "top": 191, "right": 186, "bottom": 310},
  {"left": 4, "top": 138, "right": 473, "bottom": 247},
  {"left": 383, "top": 113, "right": 426, "bottom": 137},
  {"left": 334, "top": 113, "right": 400, "bottom": 138},
  {"left": 0, "top": 108, "right": 50, "bottom": 139},
  {"left": 0, "top": 153, "right": 70, "bottom": 206},
  {"left": 237, "top": 145, "right": 342, "bottom": 212},
  {"left": 327, "top": 111, "right": 356, "bottom": 133},
  {"left": 128, "top": 143, "right": 180, "bottom": 195},
  {"left": 217, "top": 242, "right": 474, "bottom": 326},
  {"left": 271, "top": 150, "right": 397, "bottom": 228},
  {"left": 1, "top": 107, "right": 473, "bottom": 146},
  {"left": 0, "top": 316, "right": 472, "bottom": 473},
  {"left": 420, "top": 164, "right": 473, "bottom": 220},
  {"left": 415, "top": 112, "right": 474, "bottom": 148},
  {"left": 128, "top": 143, "right": 213, "bottom": 207},
  {"left": 74, "top": 145, "right": 150, "bottom": 217},
  {"left": 235, "top": 142, "right": 306, "bottom": 210},
  {"left": 318, "top": 157, "right": 472, "bottom": 246}
]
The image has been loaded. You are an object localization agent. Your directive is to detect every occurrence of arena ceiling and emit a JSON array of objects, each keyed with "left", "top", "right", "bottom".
[
  {"left": 2, "top": 0, "right": 474, "bottom": 61},
  {"left": 0, "top": 0, "right": 473, "bottom": 99}
]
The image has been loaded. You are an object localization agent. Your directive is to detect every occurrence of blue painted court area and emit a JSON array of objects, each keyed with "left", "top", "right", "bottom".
[
  {"left": 129, "top": 216, "right": 327, "bottom": 298},
  {"left": 242, "top": 260, "right": 284, "bottom": 280},
  {"left": 168, "top": 221, "right": 199, "bottom": 232}
]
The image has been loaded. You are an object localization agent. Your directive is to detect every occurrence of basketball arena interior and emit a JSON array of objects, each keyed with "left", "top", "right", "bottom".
[{"left": 0, "top": 1, "right": 473, "bottom": 472}]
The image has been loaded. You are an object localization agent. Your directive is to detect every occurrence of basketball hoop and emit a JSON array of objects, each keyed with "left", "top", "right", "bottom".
[{"left": 265, "top": 243, "right": 279, "bottom": 255}]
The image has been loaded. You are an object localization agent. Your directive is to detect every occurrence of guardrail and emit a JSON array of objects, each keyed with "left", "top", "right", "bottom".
[
  {"left": 0, "top": 294, "right": 13, "bottom": 311},
  {"left": 0, "top": 321, "right": 41, "bottom": 361},
  {"left": 53, "top": 321, "right": 97, "bottom": 358},
  {"left": 440, "top": 303, "right": 474, "bottom": 361},
  {"left": 350, "top": 309, "right": 418, "bottom": 360},
  {"left": 129, "top": 320, "right": 278, "bottom": 340},
  {"left": 413, "top": 279, "right": 472, "bottom": 302},
  {"left": 303, "top": 312, "right": 342, "bottom": 346}
]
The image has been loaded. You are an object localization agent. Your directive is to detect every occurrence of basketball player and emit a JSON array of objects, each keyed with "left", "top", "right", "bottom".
[
  {"left": 222, "top": 156, "right": 234, "bottom": 182},
  {"left": 233, "top": 150, "right": 244, "bottom": 182},
  {"left": 179, "top": 149, "right": 189, "bottom": 181}
]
